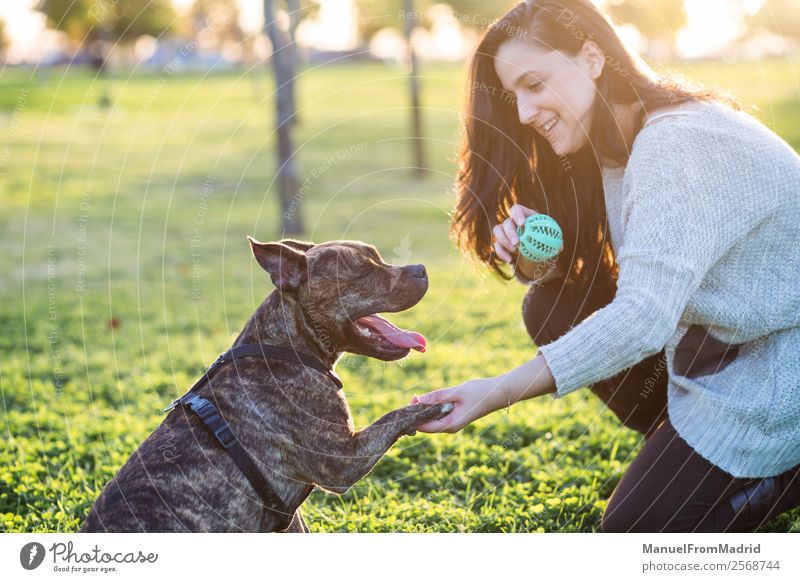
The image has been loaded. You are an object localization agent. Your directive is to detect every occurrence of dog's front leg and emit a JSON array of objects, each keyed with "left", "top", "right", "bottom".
[{"left": 315, "top": 402, "right": 452, "bottom": 494}]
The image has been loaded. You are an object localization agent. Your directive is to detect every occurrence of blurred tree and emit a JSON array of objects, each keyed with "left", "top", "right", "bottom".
[
  {"left": 183, "top": 0, "right": 317, "bottom": 66},
  {"left": 187, "top": 0, "right": 243, "bottom": 50},
  {"left": 36, "top": 0, "right": 173, "bottom": 105},
  {"left": 36, "top": 0, "right": 174, "bottom": 44},
  {"left": 604, "top": 0, "right": 688, "bottom": 42},
  {"left": 286, "top": 0, "right": 301, "bottom": 123},
  {"left": 356, "top": 0, "right": 511, "bottom": 39},
  {"left": 264, "top": 0, "right": 303, "bottom": 235},
  {"left": 286, "top": 0, "right": 302, "bottom": 43},
  {"left": 445, "top": 0, "right": 521, "bottom": 26},
  {"left": 108, "top": 0, "right": 175, "bottom": 41},
  {"left": 403, "top": 0, "right": 427, "bottom": 176},
  {"left": 357, "top": 0, "right": 407, "bottom": 39},
  {"left": 0, "top": 19, "right": 8, "bottom": 61},
  {"left": 749, "top": 0, "right": 800, "bottom": 41}
]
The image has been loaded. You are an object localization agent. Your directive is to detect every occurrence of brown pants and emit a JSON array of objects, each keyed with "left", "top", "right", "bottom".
[{"left": 521, "top": 277, "right": 800, "bottom": 532}]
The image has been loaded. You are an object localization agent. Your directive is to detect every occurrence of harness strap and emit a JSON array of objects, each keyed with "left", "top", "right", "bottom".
[
  {"left": 215, "top": 343, "right": 342, "bottom": 390},
  {"left": 163, "top": 343, "right": 341, "bottom": 532},
  {"left": 179, "top": 393, "right": 294, "bottom": 531}
]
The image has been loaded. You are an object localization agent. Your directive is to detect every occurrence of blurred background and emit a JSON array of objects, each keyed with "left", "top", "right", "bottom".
[
  {"left": 2, "top": 0, "right": 799, "bottom": 66},
  {"left": 1, "top": 1, "right": 799, "bottom": 533}
]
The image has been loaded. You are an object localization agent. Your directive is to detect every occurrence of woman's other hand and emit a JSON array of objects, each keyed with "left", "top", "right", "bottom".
[
  {"left": 492, "top": 204, "right": 538, "bottom": 263},
  {"left": 411, "top": 377, "right": 506, "bottom": 433}
]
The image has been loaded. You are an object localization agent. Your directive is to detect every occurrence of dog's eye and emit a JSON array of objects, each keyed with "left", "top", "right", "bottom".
[
  {"left": 350, "top": 259, "right": 381, "bottom": 279},
  {"left": 352, "top": 270, "right": 373, "bottom": 281}
]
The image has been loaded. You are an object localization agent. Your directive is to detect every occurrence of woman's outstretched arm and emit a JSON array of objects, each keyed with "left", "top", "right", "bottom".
[{"left": 413, "top": 353, "right": 556, "bottom": 433}]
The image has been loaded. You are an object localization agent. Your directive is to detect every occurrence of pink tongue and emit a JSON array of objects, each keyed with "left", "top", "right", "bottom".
[{"left": 357, "top": 315, "right": 427, "bottom": 352}]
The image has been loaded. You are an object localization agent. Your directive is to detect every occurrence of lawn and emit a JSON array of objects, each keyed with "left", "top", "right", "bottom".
[{"left": 1, "top": 57, "right": 798, "bottom": 532}]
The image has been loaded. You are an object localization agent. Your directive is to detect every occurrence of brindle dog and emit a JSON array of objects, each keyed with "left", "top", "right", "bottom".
[{"left": 80, "top": 238, "right": 452, "bottom": 532}]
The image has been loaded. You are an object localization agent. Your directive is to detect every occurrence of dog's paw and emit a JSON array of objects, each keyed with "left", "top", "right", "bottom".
[
  {"left": 436, "top": 402, "right": 454, "bottom": 418},
  {"left": 393, "top": 402, "right": 455, "bottom": 436},
  {"left": 405, "top": 402, "right": 454, "bottom": 433}
]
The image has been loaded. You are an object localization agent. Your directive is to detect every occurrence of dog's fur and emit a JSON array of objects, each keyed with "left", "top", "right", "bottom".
[{"left": 80, "top": 238, "right": 450, "bottom": 532}]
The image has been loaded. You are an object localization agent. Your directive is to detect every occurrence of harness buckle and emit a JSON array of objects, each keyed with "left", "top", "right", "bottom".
[
  {"left": 213, "top": 424, "right": 237, "bottom": 448},
  {"left": 187, "top": 396, "right": 214, "bottom": 418}
]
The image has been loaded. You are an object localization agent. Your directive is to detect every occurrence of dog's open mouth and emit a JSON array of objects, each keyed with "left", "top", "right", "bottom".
[{"left": 354, "top": 314, "right": 427, "bottom": 353}]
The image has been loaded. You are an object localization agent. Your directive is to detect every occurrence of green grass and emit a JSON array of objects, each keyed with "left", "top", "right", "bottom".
[{"left": 2, "top": 58, "right": 799, "bottom": 533}]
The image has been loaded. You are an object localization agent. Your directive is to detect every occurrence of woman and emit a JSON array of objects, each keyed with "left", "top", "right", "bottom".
[{"left": 413, "top": 0, "right": 800, "bottom": 532}]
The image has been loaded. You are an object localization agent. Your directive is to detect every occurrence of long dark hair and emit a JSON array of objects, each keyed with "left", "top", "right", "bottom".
[{"left": 451, "top": 0, "right": 741, "bottom": 292}]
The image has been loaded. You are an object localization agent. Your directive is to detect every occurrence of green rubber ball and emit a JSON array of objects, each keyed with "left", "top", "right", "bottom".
[{"left": 516, "top": 214, "right": 563, "bottom": 262}]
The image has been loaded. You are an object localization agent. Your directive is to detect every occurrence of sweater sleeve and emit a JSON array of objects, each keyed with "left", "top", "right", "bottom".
[{"left": 538, "top": 123, "right": 767, "bottom": 398}]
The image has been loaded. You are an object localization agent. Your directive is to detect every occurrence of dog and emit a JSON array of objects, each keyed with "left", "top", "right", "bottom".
[{"left": 80, "top": 238, "right": 452, "bottom": 532}]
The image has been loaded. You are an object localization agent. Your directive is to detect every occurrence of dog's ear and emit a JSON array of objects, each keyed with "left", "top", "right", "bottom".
[
  {"left": 280, "top": 239, "right": 315, "bottom": 253},
  {"left": 248, "top": 236, "right": 307, "bottom": 292}
]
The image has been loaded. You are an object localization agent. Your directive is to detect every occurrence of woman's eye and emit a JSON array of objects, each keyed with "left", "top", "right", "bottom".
[
  {"left": 503, "top": 91, "right": 518, "bottom": 105},
  {"left": 527, "top": 81, "right": 543, "bottom": 92}
]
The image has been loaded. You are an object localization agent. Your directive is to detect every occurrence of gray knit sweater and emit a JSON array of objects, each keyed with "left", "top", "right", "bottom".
[{"left": 537, "top": 101, "right": 800, "bottom": 478}]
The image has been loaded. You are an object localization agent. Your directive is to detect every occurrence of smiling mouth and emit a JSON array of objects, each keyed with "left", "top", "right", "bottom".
[
  {"left": 541, "top": 115, "right": 559, "bottom": 133},
  {"left": 354, "top": 314, "right": 427, "bottom": 353}
]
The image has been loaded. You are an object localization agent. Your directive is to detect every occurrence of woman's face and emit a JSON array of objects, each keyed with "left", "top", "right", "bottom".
[{"left": 494, "top": 39, "right": 604, "bottom": 156}]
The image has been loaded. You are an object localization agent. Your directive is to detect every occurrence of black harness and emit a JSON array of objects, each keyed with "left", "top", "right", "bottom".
[{"left": 163, "top": 343, "right": 342, "bottom": 531}]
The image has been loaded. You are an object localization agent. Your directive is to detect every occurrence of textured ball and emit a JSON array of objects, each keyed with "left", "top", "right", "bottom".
[{"left": 516, "top": 214, "right": 563, "bottom": 262}]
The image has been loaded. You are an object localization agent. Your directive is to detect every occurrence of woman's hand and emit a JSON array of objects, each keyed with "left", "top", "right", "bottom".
[
  {"left": 411, "top": 376, "right": 507, "bottom": 433},
  {"left": 492, "top": 204, "right": 539, "bottom": 263},
  {"left": 410, "top": 355, "right": 558, "bottom": 434}
]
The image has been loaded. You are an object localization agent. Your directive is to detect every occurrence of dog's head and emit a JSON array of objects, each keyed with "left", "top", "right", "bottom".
[{"left": 248, "top": 237, "right": 428, "bottom": 361}]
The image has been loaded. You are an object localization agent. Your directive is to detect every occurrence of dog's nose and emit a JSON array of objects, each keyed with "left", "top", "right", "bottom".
[{"left": 408, "top": 264, "right": 427, "bottom": 279}]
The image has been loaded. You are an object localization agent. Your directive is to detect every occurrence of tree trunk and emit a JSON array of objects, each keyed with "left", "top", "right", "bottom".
[
  {"left": 403, "top": 0, "right": 426, "bottom": 178},
  {"left": 286, "top": 0, "right": 301, "bottom": 126},
  {"left": 264, "top": 0, "right": 303, "bottom": 235}
]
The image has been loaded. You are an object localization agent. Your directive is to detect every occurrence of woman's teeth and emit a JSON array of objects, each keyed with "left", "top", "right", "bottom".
[{"left": 543, "top": 116, "right": 559, "bottom": 132}]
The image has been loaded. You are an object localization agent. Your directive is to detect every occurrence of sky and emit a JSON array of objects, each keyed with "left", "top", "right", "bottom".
[
  {"left": 0, "top": 0, "right": 772, "bottom": 64},
  {"left": 676, "top": 0, "right": 766, "bottom": 58}
]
